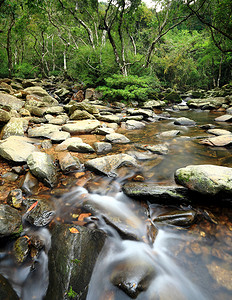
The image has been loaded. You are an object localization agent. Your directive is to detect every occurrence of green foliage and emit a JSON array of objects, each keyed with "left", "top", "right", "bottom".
[
  {"left": 67, "top": 286, "right": 77, "bottom": 299},
  {"left": 97, "top": 74, "right": 160, "bottom": 103},
  {"left": 14, "top": 63, "right": 39, "bottom": 78},
  {"left": 0, "top": 50, "right": 8, "bottom": 78}
]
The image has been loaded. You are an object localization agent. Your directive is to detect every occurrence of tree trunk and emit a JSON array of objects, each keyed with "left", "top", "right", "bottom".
[{"left": 6, "top": 15, "right": 15, "bottom": 78}]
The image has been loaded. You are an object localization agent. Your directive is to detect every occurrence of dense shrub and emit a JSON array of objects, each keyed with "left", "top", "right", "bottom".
[{"left": 97, "top": 74, "right": 161, "bottom": 103}]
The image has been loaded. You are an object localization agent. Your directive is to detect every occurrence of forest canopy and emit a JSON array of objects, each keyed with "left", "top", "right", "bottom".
[{"left": 0, "top": 0, "right": 232, "bottom": 90}]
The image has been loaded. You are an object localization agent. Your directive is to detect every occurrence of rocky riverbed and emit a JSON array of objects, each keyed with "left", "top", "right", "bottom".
[{"left": 0, "top": 77, "right": 232, "bottom": 299}]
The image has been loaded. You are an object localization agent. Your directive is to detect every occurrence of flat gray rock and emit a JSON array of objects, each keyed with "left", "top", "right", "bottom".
[
  {"left": 62, "top": 120, "right": 100, "bottom": 134},
  {"left": 207, "top": 129, "right": 232, "bottom": 136},
  {"left": 28, "top": 124, "right": 61, "bottom": 139},
  {"left": 97, "top": 114, "right": 121, "bottom": 123},
  {"left": 105, "top": 133, "right": 130, "bottom": 144},
  {"left": 27, "top": 152, "right": 57, "bottom": 187},
  {"left": 49, "top": 131, "right": 71, "bottom": 143},
  {"left": 127, "top": 108, "right": 155, "bottom": 118},
  {"left": 215, "top": 114, "right": 232, "bottom": 122},
  {"left": 175, "top": 164, "right": 232, "bottom": 195},
  {"left": 200, "top": 135, "right": 232, "bottom": 147},
  {"left": 0, "top": 136, "right": 37, "bottom": 162},
  {"left": 85, "top": 154, "right": 139, "bottom": 177}
]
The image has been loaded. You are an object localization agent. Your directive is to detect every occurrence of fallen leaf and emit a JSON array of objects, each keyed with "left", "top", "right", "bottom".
[
  {"left": 78, "top": 213, "right": 91, "bottom": 221},
  {"left": 69, "top": 227, "right": 80, "bottom": 234},
  {"left": 26, "top": 201, "right": 38, "bottom": 213}
]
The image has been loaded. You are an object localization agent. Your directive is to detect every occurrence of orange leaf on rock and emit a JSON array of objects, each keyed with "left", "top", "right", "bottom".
[
  {"left": 69, "top": 227, "right": 80, "bottom": 234},
  {"left": 78, "top": 213, "right": 91, "bottom": 221},
  {"left": 26, "top": 201, "right": 38, "bottom": 213}
]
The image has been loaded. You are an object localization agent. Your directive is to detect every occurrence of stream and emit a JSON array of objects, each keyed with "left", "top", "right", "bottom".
[{"left": 1, "top": 108, "right": 232, "bottom": 299}]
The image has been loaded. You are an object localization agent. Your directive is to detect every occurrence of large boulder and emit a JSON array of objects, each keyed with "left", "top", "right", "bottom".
[
  {"left": 85, "top": 154, "right": 139, "bottom": 177},
  {"left": 0, "top": 93, "right": 24, "bottom": 111},
  {"left": 215, "top": 114, "right": 232, "bottom": 122},
  {"left": 45, "top": 224, "right": 106, "bottom": 300},
  {"left": 70, "top": 110, "right": 95, "bottom": 120},
  {"left": 62, "top": 120, "right": 100, "bottom": 134},
  {"left": 27, "top": 152, "right": 57, "bottom": 187},
  {"left": 0, "top": 136, "right": 37, "bottom": 162},
  {"left": 0, "top": 204, "right": 22, "bottom": 237},
  {"left": 175, "top": 165, "right": 232, "bottom": 195}
]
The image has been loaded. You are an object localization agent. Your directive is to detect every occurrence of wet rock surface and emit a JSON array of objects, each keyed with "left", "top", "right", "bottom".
[
  {"left": 45, "top": 224, "right": 106, "bottom": 300},
  {"left": 24, "top": 198, "right": 55, "bottom": 227},
  {"left": 0, "top": 204, "right": 22, "bottom": 237},
  {"left": 0, "top": 274, "right": 19, "bottom": 300},
  {"left": 122, "top": 182, "right": 190, "bottom": 203}
]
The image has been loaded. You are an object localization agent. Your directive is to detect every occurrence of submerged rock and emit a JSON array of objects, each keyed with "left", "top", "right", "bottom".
[
  {"left": 153, "top": 210, "right": 197, "bottom": 226},
  {"left": 175, "top": 164, "right": 232, "bottom": 196},
  {"left": 207, "top": 261, "right": 232, "bottom": 291},
  {"left": 0, "top": 274, "right": 19, "bottom": 299},
  {"left": 135, "top": 143, "right": 169, "bottom": 155},
  {"left": 45, "top": 224, "right": 106, "bottom": 300},
  {"left": 110, "top": 246, "right": 156, "bottom": 299},
  {"left": 0, "top": 204, "right": 22, "bottom": 237},
  {"left": 27, "top": 152, "right": 57, "bottom": 187},
  {"left": 85, "top": 154, "right": 139, "bottom": 177}
]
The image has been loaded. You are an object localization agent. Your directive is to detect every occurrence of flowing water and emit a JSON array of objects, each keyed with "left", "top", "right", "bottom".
[{"left": 1, "top": 109, "right": 232, "bottom": 299}]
